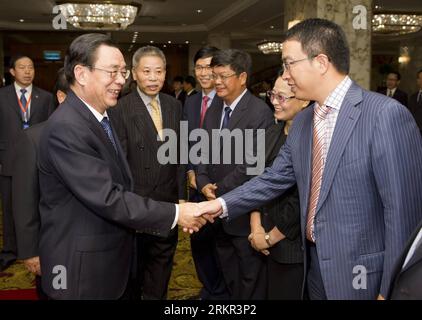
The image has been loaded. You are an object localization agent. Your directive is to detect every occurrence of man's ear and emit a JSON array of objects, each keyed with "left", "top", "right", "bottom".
[
  {"left": 314, "top": 54, "right": 330, "bottom": 74},
  {"left": 240, "top": 72, "right": 248, "bottom": 87},
  {"left": 74, "top": 65, "right": 88, "bottom": 86},
  {"left": 9, "top": 68, "right": 15, "bottom": 78}
]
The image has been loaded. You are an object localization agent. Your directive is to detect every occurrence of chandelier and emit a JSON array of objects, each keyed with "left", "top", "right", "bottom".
[
  {"left": 257, "top": 41, "right": 283, "bottom": 55},
  {"left": 372, "top": 14, "right": 422, "bottom": 36},
  {"left": 57, "top": 2, "right": 140, "bottom": 30}
]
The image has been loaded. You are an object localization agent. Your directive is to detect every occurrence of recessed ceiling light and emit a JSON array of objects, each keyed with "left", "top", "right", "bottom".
[
  {"left": 270, "top": 25, "right": 275, "bottom": 29},
  {"left": 196, "top": 9, "right": 203, "bottom": 14},
  {"left": 168, "top": 40, "right": 172, "bottom": 44},
  {"left": 19, "top": 19, "right": 24, "bottom": 22},
  {"left": 185, "top": 40, "right": 189, "bottom": 44},
  {"left": 150, "top": 40, "right": 154, "bottom": 44},
  {"left": 163, "top": 44, "right": 167, "bottom": 48}
]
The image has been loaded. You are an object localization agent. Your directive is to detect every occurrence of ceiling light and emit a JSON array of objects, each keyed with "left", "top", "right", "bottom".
[
  {"left": 19, "top": 19, "right": 25, "bottom": 22},
  {"left": 372, "top": 14, "right": 422, "bottom": 35},
  {"left": 150, "top": 40, "right": 154, "bottom": 44},
  {"left": 269, "top": 25, "right": 274, "bottom": 29},
  {"left": 57, "top": 2, "right": 140, "bottom": 30},
  {"left": 185, "top": 40, "right": 189, "bottom": 44},
  {"left": 168, "top": 40, "right": 172, "bottom": 44},
  {"left": 257, "top": 41, "right": 283, "bottom": 54},
  {"left": 196, "top": 9, "right": 203, "bottom": 14}
]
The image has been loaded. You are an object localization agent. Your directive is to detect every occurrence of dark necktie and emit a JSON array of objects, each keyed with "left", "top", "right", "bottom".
[
  {"left": 100, "top": 117, "right": 118, "bottom": 153},
  {"left": 20, "top": 88, "right": 29, "bottom": 125},
  {"left": 221, "top": 106, "right": 232, "bottom": 129},
  {"left": 417, "top": 90, "right": 422, "bottom": 103}
]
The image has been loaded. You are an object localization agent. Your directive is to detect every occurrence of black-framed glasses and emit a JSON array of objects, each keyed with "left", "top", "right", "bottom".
[
  {"left": 194, "top": 65, "right": 212, "bottom": 72},
  {"left": 91, "top": 67, "right": 131, "bottom": 80},
  {"left": 267, "top": 90, "right": 295, "bottom": 104},
  {"left": 211, "top": 73, "right": 237, "bottom": 82}
]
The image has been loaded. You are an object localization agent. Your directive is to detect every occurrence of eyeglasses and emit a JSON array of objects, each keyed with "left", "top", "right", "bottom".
[
  {"left": 267, "top": 90, "right": 295, "bottom": 104},
  {"left": 282, "top": 57, "right": 310, "bottom": 71},
  {"left": 211, "top": 73, "right": 237, "bottom": 82},
  {"left": 194, "top": 65, "right": 212, "bottom": 72},
  {"left": 91, "top": 67, "right": 131, "bottom": 80}
]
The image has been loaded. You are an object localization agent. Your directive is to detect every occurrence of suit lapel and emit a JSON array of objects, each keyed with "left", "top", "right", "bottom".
[
  {"left": 132, "top": 92, "right": 161, "bottom": 153},
  {"left": 299, "top": 106, "right": 314, "bottom": 222},
  {"left": 227, "top": 91, "right": 250, "bottom": 131},
  {"left": 6, "top": 85, "right": 22, "bottom": 118},
  {"left": 29, "top": 87, "right": 41, "bottom": 122},
  {"left": 316, "top": 83, "right": 362, "bottom": 213}
]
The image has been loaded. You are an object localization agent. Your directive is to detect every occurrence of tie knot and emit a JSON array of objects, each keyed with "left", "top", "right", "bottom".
[
  {"left": 203, "top": 95, "right": 210, "bottom": 103},
  {"left": 101, "top": 117, "right": 110, "bottom": 126},
  {"left": 20, "top": 88, "right": 27, "bottom": 95},
  {"left": 150, "top": 98, "right": 159, "bottom": 110},
  {"left": 224, "top": 106, "right": 231, "bottom": 114},
  {"left": 314, "top": 104, "right": 330, "bottom": 119}
]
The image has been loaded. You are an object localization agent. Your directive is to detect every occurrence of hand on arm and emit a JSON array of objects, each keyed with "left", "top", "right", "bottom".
[
  {"left": 187, "top": 170, "right": 197, "bottom": 190},
  {"left": 201, "top": 183, "right": 217, "bottom": 201}
]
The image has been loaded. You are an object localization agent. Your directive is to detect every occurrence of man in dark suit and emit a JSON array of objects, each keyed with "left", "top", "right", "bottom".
[
  {"left": 37, "top": 34, "right": 205, "bottom": 300},
  {"left": 198, "top": 19, "right": 422, "bottom": 300},
  {"left": 388, "top": 219, "right": 422, "bottom": 299},
  {"left": 196, "top": 49, "right": 273, "bottom": 299},
  {"left": 183, "top": 46, "right": 229, "bottom": 300},
  {"left": 408, "top": 69, "right": 422, "bottom": 135},
  {"left": 379, "top": 71, "right": 408, "bottom": 107},
  {"left": 184, "top": 75, "right": 198, "bottom": 97},
  {"left": 111, "top": 46, "right": 186, "bottom": 300},
  {"left": 0, "top": 55, "right": 55, "bottom": 271},
  {"left": 172, "top": 76, "right": 186, "bottom": 105},
  {"left": 11, "top": 68, "right": 69, "bottom": 298}
]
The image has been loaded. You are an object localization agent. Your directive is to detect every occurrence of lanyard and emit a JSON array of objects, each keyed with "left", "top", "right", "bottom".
[{"left": 17, "top": 92, "right": 32, "bottom": 115}]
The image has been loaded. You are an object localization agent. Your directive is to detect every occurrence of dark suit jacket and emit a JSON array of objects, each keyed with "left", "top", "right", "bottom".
[
  {"left": 173, "top": 90, "right": 186, "bottom": 106},
  {"left": 408, "top": 91, "right": 422, "bottom": 133},
  {"left": 38, "top": 90, "right": 176, "bottom": 299},
  {"left": 0, "top": 84, "right": 54, "bottom": 175},
  {"left": 182, "top": 92, "right": 222, "bottom": 172},
  {"left": 380, "top": 88, "right": 408, "bottom": 107},
  {"left": 12, "top": 122, "right": 45, "bottom": 260},
  {"left": 111, "top": 90, "right": 186, "bottom": 202},
  {"left": 260, "top": 121, "right": 303, "bottom": 264},
  {"left": 388, "top": 219, "right": 422, "bottom": 299},
  {"left": 196, "top": 90, "right": 273, "bottom": 236}
]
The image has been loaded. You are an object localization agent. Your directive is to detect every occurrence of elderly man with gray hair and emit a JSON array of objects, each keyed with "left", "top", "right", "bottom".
[{"left": 111, "top": 45, "right": 187, "bottom": 300}]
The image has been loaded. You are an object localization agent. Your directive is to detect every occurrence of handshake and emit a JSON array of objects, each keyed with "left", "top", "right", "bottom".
[{"left": 177, "top": 199, "right": 224, "bottom": 233}]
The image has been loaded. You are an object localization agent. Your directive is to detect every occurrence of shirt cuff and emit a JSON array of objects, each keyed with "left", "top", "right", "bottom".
[
  {"left": 172, "top": 204, "right": 179, "bottom": 229},
  {"left": 218, "top": 197, "right": 228, "bottom": 218}
]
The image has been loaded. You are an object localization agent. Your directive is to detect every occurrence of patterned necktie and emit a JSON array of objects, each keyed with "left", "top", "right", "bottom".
[
  {"left": 199, "top": 95, "right": 210, "bottom": 128},
  {"left": 221, "top": 106, "right": 232, "bottom": 129},
  {"left": 20, "top": 88, "right": 28, "bottom": 122},
  {"left": 100, "top": 117, "right": 118, "bottom": 153},
  {"left": 388, "top": 90, "right": 393, "bottom": 97},
  {"left": 150, "top": 97, "right": 163, "bottom": 140},
  {"left": 306, "top": 103, "right": 331, "bottom": 242}
]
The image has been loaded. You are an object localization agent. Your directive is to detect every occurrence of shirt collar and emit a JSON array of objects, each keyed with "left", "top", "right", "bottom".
[
  {"left": 137, "top": 86, "right": 160, "bottom": 107},
  {"left": 14, "top": 82, "right": 33, "bottom": 95},
  {"left": 202, "top": 89, "right": 216, "bottom": 101},
  {"left": 80, "top": 97, "right": 108, "bottom": 123},
  {"left": 223, "top": 88, "right": 248, "bottom": 111},
  {"left": 322, "top": 76, "right": 352, "bottom": 111}
]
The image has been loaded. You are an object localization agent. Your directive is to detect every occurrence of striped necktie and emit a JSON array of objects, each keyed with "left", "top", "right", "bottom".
[{"left": 306, "top": 103, "right": 330, "bottom": 242}]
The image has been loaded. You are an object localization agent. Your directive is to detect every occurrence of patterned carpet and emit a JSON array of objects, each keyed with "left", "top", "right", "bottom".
[{"left": 0, "top": 202, "right": 201, "bottom": 299}]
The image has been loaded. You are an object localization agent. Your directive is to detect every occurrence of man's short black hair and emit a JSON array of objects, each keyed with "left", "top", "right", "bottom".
[
  {"left": 173, "top": 76, "right": 184, "bottom": 83},
  {"left": 53, "top": 67, "right": 70, "bottom": 94},
  {"left": 9, "top": 54, "right": 33, "bottom": 69},
  {"left": 210, "top": 49, "right": 252, "bottom": 77},
  {"left": 184, "top": 75, "right": 196, "bottom": 88},
  {"left": 193, "top": 46, "right": 219, "bottom": 65},
  {"left": 64, "top": 33, "right": 119, "bottom": 85},
  {"left": 285, "top": 18, "right": 350, "bottom": 75},
  {"left": 388, "top": 71, "right": 401, "bottom": 81}
]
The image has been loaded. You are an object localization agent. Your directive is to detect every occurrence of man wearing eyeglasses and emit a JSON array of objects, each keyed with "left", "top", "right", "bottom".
[
  {"left": 37, "top": 35, "right": 205, "bottom": 300},
  {"left": 111, "top": 45, "right": 187, "bottom": 300},
  {"left": 197, "top": 19, "right": 422, "bottom": 300},
  {"left": 196, "top": 49, "right": 273, "bottom": 299},
  {"left": 0, "top": 55, "right": 55, "bottom": 272}
]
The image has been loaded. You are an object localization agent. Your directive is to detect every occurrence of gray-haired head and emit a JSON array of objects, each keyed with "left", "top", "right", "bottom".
[{"left": 132, "top": 46, "right": 166, "bottom": 69}]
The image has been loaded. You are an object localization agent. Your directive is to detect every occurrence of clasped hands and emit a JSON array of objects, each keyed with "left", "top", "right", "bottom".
[{"left": 177, "top": 183, "right": 224, "bottom": 233}]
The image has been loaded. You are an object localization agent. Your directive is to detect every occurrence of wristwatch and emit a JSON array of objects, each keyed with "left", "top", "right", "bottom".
[{"left": 264, "top": 233, "right": 272, "bottom": 247}]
